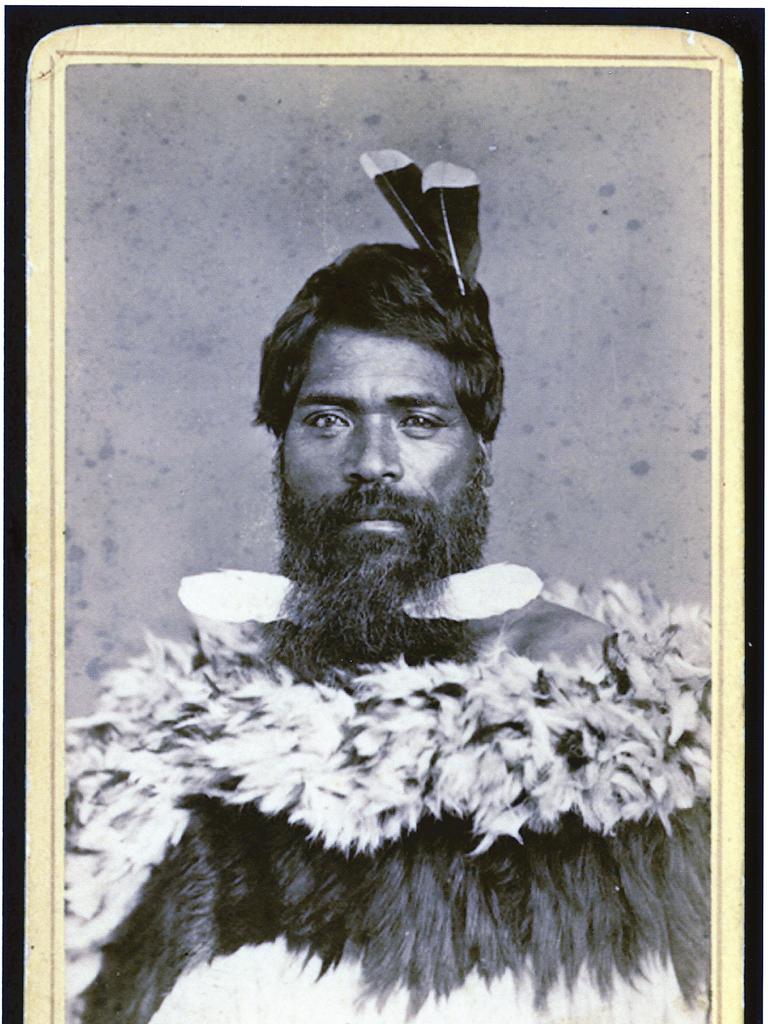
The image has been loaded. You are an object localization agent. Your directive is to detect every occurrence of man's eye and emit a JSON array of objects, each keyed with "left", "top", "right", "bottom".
[
  {"left": 305, "top": 412, "right": 349, "bottom": 430},
  {"left": 402, "top": 414, "right": 442, "bottom": 433}
]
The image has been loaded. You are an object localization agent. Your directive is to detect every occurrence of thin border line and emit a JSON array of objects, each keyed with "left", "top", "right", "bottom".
[
  {"left": 47, "top": 46, "right": 728, "bottom": 1023},
  {"left": 55, "top": 49, "right": 720, "bottom": 62},
  {"left": 715, "top": 52, "right": 726, "bottom": 1024},
  {"left": 48, "top": 50, "right": 57, "bottom": 1024}
]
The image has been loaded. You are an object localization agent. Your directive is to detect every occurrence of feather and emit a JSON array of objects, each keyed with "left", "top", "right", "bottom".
[
  {"left": 360, "top": 150, "right": 482, "bottom": 295},
  {"left": 359, "top": 150, "right": 436, "bottom": 255},
  {"left": 421, "top": 160, "right": 481, "bottom": 295}
]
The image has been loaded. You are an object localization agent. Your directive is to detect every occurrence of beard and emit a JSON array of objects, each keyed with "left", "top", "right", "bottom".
[{"left": 266, "top": 456, "right": 490, "bottom": 682}]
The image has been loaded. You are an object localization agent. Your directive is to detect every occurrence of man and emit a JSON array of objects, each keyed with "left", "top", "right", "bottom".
[
  {"left": 67, "top": 231, "right": 710, "bottom": 1022},
  {"left": 258, "top": 242, "right": 608, "bottom": 677}
]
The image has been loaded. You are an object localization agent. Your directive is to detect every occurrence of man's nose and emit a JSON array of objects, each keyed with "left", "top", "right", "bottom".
[{"left": 344, "top": 419, "right": 403, "bottom": 484}]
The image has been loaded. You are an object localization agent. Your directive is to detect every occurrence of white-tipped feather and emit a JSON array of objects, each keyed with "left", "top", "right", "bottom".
[
  {"left": 359, "top": 149, "right": 413, "bottom": 178},
  {"left": 359, "top": 149, "right": 435, "bottom": 253},
  {"left": 360, "top": 149, "right": 482, "bottom": 291},
  {"left": 420, "top": 159, "right": 481, "bottom": 294},
  {"left": 422, "top": 160, "right": 480, "bottom": 191}
]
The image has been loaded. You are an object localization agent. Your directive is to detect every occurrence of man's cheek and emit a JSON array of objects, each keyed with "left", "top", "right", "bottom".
[
  {"left": 283, "top": 447, "right": 347, "bottom": 497},
  {"left": 282, "top": 456, "right": 324, "bottom": 497},
  {"left": 405, "top": 461, "right": 466, "bottom": 502}
]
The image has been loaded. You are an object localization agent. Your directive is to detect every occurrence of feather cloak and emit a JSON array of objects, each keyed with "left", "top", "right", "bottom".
[{"left": 66, "top": 580, "right": 711, "bottom": 1024}]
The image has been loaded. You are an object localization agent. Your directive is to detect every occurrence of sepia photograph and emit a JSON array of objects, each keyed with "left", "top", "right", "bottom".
[{"left": 24, "top": 22, "right": 744, "bottom": 1024}]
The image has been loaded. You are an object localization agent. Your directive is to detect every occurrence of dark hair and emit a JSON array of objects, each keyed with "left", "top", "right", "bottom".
[{"left": 256, "top": 243, "right": 504, "bottom": 441}]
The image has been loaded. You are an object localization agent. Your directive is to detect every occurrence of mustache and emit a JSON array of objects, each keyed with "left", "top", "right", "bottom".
[{"left": 303, "top": 483, "right": 438, "bottom": 528}]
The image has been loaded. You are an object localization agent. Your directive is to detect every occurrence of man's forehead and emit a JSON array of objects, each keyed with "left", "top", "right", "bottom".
[{"left": 301, "top": 328, "right": 458, "bottom": 398}]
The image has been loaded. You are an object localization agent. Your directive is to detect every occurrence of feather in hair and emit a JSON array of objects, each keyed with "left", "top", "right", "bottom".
[
  {"left": 359, "top": 150, "right": 436, "bottom": 255},
  {"left": 360, "top": 150, "right": 481, "bottom": 294},
  {"left": 421, "top": 160, "right": 481, "bottom": 295}
]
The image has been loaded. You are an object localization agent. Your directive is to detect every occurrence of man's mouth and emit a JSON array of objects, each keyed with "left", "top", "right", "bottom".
[
  {"left": 337, "top": 493, "right": 417, "bottom": 536},
  {"left": 345, "top": 518, "right": 407, "bottom": 535}
]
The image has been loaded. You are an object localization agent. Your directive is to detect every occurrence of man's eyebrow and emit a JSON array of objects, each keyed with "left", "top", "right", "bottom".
[
  {"left": 387, "top": 394, "right": 456, "bottom": 410},
  {"left": 295, "top": 392, "right": 362, "bottom": 411},
  {"left": 296, "top": 392, "right": 456, "bottom": 411}
]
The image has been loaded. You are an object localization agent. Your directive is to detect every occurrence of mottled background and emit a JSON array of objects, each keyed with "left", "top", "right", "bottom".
[{"left": 66, "top": 64, "right": 711, "bottom": 716}]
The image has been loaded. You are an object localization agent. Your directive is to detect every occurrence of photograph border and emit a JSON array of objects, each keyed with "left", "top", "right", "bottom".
[{"left": 25, "top": 21, "right": 744, "bottom": 1024}]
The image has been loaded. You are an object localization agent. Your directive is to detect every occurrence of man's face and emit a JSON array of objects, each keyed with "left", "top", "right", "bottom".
[
  {"left": 271, "top": 328, "right": 489, "bottom": 679},
  {"left": 281, "top": 328, "right": 481, "bottom": 523}
]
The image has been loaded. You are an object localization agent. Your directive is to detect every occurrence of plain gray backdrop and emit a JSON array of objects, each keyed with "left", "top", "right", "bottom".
[{"left": 65, "top": 64, "right": 711, "bottom": 716}]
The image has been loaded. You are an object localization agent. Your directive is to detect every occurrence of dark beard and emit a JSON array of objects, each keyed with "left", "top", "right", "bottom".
[{"left": 267, "top": 459, "right": 489, "bottom": 681}]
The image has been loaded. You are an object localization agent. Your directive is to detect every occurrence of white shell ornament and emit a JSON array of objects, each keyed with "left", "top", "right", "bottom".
[
  {"left": 178, "top": 570, "right": 292, "bottom": 624},
  {"left": 403, "top": 563, "right": 542, "bottom": 621}
]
